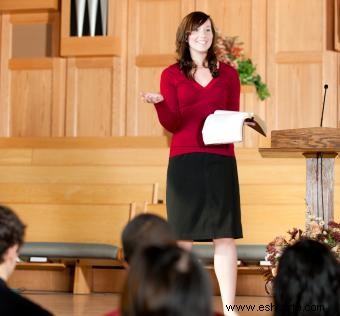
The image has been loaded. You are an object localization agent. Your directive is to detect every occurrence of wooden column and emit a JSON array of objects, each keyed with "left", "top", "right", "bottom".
[{"left": 304, "top": 153, "right": 337, "bottom": 226}]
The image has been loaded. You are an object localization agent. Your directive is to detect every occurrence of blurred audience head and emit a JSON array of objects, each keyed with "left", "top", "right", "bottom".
[
  {"left": 0, "top": 205, "right": 26, "bottom": 280},
  {"left": 121, "top": 244, "right": 213, "bottom": 316},
  {"left": 274, "top": 238, "right": 340, "bottom": 316},
  {"left": 121, "top": 213, "right": 176, "bottom": 264}
]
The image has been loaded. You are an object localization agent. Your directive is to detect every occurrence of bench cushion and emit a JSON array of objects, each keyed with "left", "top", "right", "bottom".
[
  {"left": 19, "top": 242, "right": 266, "bottom": 264},
  {"left": 19, "top": 242, "right": 119, "bottom": 260},
  {"left": 192, "top": 244, "right": 266, "bottom": 264}
]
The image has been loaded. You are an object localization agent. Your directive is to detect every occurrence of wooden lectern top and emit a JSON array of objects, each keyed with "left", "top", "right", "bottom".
[{"left": 259, "top": 127, "right": 340, "bottom": 158}]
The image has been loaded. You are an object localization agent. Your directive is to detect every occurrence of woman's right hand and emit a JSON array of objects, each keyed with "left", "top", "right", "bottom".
[{"left": 140, "top": 92, "right": 164, "bottom": 104}]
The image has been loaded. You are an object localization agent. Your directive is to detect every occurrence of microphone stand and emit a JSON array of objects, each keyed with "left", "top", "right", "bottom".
[{"left": 317, "top": 84, "right": 328, "bottom": 223}]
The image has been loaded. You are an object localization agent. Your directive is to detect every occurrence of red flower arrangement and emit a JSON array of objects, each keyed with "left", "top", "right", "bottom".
[{"left": 214, "top": 32, "right": 270, "bottom": 101}]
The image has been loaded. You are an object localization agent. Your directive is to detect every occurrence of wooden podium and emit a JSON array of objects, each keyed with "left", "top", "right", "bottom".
[{"left": 259, "top": 127, "right": 340, "bottom": 226}]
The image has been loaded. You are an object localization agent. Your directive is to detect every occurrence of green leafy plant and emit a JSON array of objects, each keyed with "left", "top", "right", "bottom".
[{"left": 214, "top": 34, "right": 270, "bottom": 101}]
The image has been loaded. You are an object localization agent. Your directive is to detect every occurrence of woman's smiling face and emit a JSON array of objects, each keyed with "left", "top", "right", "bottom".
[{"left": 188, "top": 19, "right": 213, "bottom": 55}]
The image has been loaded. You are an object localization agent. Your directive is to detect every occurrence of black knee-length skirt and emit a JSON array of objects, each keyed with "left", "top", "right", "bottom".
[{"left": 166, "top": 152, "right": 243, "bottom": 241}]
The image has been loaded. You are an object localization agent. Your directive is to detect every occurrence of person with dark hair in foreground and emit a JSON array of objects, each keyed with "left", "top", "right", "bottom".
[
  {"left": 106, "top": 214, "right": 223, "bottom": 316},
  {"left": 121, "top": 213, "right": 176, "bottom": 264},
  {"left": 121, "top": 244, "right": 223, "bottom": 316},
  {"left": 105, "top": 213, "right": 177, "bottom": 316},
  {"left": 274, "top": 238, "right": 340, "bottom": 316},
  {"left": 0, "top": 205, "right": 53, "bottom": 315}
]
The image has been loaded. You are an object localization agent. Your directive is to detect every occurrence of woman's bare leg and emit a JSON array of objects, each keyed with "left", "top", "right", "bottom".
[
  {"left": 177, "top": 240, "right": 193, "bottom": 251},
  {"left": 213, "top": 238, "right": 238, "bottom": 316}
]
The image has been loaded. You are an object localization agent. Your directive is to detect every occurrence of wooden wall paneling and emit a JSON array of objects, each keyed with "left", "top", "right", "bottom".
[
  {"left": 335, "top": 0, "right": 340, "bottom": 51},
  {"left": 10, "top": 59, "right": 54, "bottom": 136},
  {"left": 51, "top": 12, "right": 60, "bottom": 57},
  {"left": 0, "top": 183, "right": 158, "bottom": 205},
  {"left": 31, "top": 148, "right": 169, "bottom": 166},
  {"left": 126, "top": 0, "right": 195, "bottom": 135},
  {"left": 63, "top": 0, "right": 128, "bottom": 136},
  {"left": 246, "top": 0, "right": 267, "bottom": 146},
  {"left": 8, "top": 12, "right": 65, "bottom": 136},
  {"left": 76, "top": 61, "right": 112, "bottom": 136},
  {"left": 0, "top": 149, "right": 32, "bottom": 165},
  {"left": 9, "top": 58, "right": 66, "bottom": 136},
  {"left": 239, "top": 204, "right": 306, "bottom": 245},
  {"left": 52, "top": 58, "right": 66, "bottom": 136},
  {"left": 65, "top": 58, "right": 119, "bottom": 136},
  {"left": 65, "top": 58, "right": 77, "bottom": 135},
  {"left": 11, "top": 204, "right": 132, "bottom": 245},
  {"left": 266, "top": 0, "right": 278, "bottom": 132},
  {"left": 276, "top": 1, "right": 323, "bottom": 52},
  {"left": 0, "top": 14, "right": 11, "bottom": 136},
  {"left": 0, "top": 165, "right": 167, "bottom": 185},
  {"left": 112, "top": 57, "right": 127, "bottom": 136},
  {"left": 240, "top": 184, "right": 305, "bottom": 205},
  {"left": 0, "top": 150, "right": 312, "bottom": 186},
  {"left": 322, "top": 1, "right": 339, "bottom": 128},
  {"left": 239, "top": 0, "right": 267, "bottom": 148},
  {"left": 0, "top": 136, "right": 170, "bottom": 148},
  {"left": 196, "top": 0, "right": 252, "bottom": 56},
  {"left": 125, "top": 0, "right": 137, "bottom": 135},
  {"left": 10, "top": 12, "right": 60, "bottom": 58},
  {"left": 277, "top": 63, "right": 323, "bottom": 128},
  {"left": 322, "top": 50, "right": 338, "bottom": 127},
  {"left": 110, "top": 0, "right": 128, "bottom": 135},
  {"left": 267, "top": 0, "right": 325, "bottom": 132}
]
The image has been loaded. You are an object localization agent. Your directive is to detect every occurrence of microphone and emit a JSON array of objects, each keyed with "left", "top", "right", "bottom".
[{"left": 320, "top": 84, "right": 328, "bottom": 127}]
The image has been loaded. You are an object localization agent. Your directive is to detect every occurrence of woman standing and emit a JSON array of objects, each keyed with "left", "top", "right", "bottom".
[{"left": 142, "top": 11, "right": 242, "bottom": 316}]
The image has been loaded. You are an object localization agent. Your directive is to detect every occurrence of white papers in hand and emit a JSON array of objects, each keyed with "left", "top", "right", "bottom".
[{"left": 202, "top": 110, "right": 266, "bottom": 145}]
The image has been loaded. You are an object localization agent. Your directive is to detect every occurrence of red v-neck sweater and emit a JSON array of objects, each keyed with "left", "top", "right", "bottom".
[{"left": 154, "top": 62, "right": 240, "bottom": 158}]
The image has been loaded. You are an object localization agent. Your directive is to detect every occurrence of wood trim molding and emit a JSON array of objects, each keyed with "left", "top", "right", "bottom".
[
  {"left": 9, "top": 58, "right": 55, "bottom": 70},
  {"left": 9, "top": 12, "right": 57, "bottom": 24},
  {"left": 61, "top": 37, "right": 121, "bottom": 57},
  {"left": 135, "top": 54, "right": 176, "bottom": 67},
  {"left": 275, "top": 51, "right": 323, "bottom": 64},
  {"left": 74, "top": 58, "right": 114, "bottom": 69},
  {"left": 0, "top": 137, "right": 170, "bottom": 148},
  {"left": 0, "top": 0, "right": 58, "bottom": 12}
]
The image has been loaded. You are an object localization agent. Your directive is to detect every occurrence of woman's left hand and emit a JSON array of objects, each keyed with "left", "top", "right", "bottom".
[{"left": 244, "top": 121, "right": 256, "bottom": 126}]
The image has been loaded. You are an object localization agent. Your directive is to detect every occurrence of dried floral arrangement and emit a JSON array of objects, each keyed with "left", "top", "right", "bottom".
[
  {"left": 262, "top": 214, "right": 340, "bottom": 293},
  {"left": 214, "top": 33, "right": 270, "bottom": 101}
]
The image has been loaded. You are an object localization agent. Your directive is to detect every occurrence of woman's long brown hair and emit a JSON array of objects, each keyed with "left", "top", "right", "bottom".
[{"left": 175, "top": 11, "right": 218, "bottom": 79}]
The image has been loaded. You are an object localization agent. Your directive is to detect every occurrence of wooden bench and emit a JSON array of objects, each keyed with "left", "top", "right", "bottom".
[
  {"left": 13, "top": 202, "right": 136, "bottom": 294},
  {"left": 18, "top": 242, "right": 125, "bottom": 294}
]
